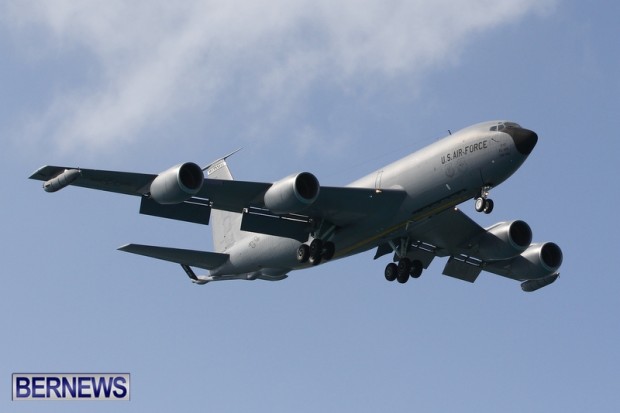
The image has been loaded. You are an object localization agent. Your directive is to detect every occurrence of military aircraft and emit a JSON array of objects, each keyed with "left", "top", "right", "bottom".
[{"left": 30, "top": 121, "right": 562, "bottom": 292}]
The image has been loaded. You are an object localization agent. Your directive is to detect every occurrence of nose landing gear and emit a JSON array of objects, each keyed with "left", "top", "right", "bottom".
[{"left": 474, "top": 186, "right": 494, "bottom": 214}]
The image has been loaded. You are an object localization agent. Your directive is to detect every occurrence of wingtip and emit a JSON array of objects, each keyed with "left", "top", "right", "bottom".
[
  {"left": 117, "top": 244, "right": 133, "bottom": 252},
  {"left": 28, "top": 165, "right": 52, "bottom": 180}
]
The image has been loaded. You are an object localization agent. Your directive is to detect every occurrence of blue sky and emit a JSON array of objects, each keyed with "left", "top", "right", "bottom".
[{"left": 2, "top": 1, "right": 619, "bottom": 411}]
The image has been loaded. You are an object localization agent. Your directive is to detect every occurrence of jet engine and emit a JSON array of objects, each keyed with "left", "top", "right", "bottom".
[
  {"left": 263, "top": 172, "right": 320, "bottom": 214},
  {"left": 477, "top": 220, "right": 532, "bottom": 261},
  {"left": 516, "top": 242, "right": 563, "bottom": 276},
  {"left": 149, "top": 162, "right": 204, "bottom": 204},
  {"left": 486, "top": 242, "right": 563, "bottom": 280}
]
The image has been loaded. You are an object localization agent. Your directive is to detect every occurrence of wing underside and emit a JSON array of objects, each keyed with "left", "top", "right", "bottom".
[
  {"left": 30, "top": 165, "right": 408, "bottom": 240},
  {"left": 383, "top": 208, "right": 561, "bottom": 289},
  {"left": 405, "top": 208, "right": 486, "bottom": 282}
]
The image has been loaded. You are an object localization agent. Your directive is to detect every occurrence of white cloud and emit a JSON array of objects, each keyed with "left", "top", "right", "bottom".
[{"left": 3, "top": 0, "right": 555, "bottom": 154}]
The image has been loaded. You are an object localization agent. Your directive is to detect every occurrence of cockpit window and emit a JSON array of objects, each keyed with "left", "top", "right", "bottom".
[{"left": 490, "top": 122, "right": 522, "bottom": 132}]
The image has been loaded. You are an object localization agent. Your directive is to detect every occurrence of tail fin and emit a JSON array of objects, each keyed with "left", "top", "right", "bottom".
[{"left": 206, "top": 153, "right": 245, "bottom": 253}]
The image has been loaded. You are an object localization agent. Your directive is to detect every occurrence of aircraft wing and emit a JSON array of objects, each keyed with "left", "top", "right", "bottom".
[
  {"left": 394, "top": 208, "right": 562, "bottom": 289},
  {"left": 201, "top": 180, "right": 406, "bottom": 241},
  {"left": 30, "top": 164, "right": 407, "bottom": 240}
]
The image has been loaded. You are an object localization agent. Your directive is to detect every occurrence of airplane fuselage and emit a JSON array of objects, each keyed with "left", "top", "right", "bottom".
[{"left": 211, "top": 121, "right": 537, "bottom": 279}]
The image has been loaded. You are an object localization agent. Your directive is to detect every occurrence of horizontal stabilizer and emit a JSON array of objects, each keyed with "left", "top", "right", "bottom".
[{"left": 118, "top": 244, "right": 228, "bottom": 270}]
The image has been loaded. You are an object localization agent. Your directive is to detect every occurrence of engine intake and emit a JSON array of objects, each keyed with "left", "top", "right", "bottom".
[
  {"left": 263, "top": 172, "right": 320, "bottom": 214},
  {"left": 527, "top": 242, "right": 563, "bottom": 273},
  {"left": 149, "top": 162, "right": 204, "bottom": 204}
]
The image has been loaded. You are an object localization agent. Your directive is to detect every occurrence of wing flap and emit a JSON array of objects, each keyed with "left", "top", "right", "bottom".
[
  {"left": 139, "top": 197, "right": 212, "bottom": 225},
  {"left": 240, "top": 208, "right": 311, "bottom": 242},
  {"left": 118, "top": 244, "right": 229, "bottom": 270},
  {"left": 442, "top": 256, "right": 482, "bottom": 283}
]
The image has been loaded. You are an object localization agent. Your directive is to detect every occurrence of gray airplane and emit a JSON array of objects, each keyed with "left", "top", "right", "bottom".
[{"left": 30, "top": 121, "right": 562, "bottom": 292}]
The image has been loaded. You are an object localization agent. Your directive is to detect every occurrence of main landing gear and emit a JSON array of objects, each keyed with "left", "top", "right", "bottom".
[
  {"left": 297, "top": 220, "right": 337, "bottom": 266},
  {"left": 297, "top": 239, "right": 335, "bottom": 266},
  {"left": 384, "top": 258, "right": 424, "bottom": 284},
  {"left": 474, "top": 186, "right": 494, "bottom": 214},
  {"left": 384, "top": 238, "right": 425, "bottom": 284}
]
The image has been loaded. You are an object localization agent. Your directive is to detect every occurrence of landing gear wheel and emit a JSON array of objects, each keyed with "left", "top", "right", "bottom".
[
  {"left": 296, "top": 244, "right": 309, "bottom": 263},
  {"left": 475, "top": 197, "right": 486, "bottom": 212},
  {"left": 309, "top": 254, "right": 322, "bottom": 266},
  {"left": 385, "top": 263, "right": 397, "bottom": 282},
  {"left": 309, "top": 239, "right": 323, "bottom": 260},
  {"left": 396, "top": 270, "right": 409, "bottom": 284},
  {"left": 397, "top": 258, "right": 411, "bottom": 284},
  {"left": 410, "top": 260, "right": 423, "bottom": 278},
  {"left": 322, "top": 241, "right": 335, "bottom": 261},
  {"left": 483, "top": 198, "right": 494, "bottom": 214}
]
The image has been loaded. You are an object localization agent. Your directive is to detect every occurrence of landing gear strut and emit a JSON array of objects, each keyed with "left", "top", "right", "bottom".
[{"left": 474, "top": 186, "right": 494, "bottom": 214}]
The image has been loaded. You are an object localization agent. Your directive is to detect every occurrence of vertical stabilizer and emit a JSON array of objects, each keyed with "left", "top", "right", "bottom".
[{"left": 206, "top": 155, "right": 245, "bottom": 253}]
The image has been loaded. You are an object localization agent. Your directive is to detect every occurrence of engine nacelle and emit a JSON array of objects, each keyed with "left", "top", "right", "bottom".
[
  {"left": 149, "top": 162, "right": 204, "bottom": 204},
  {"left": 516, "top": 242, "right": 563, "bottom": 276},
  {"left": 487, "top": 242, "right": 563, "bottom": 280},
  {"left": 263, "top": 172, "right": 320, "bottom": 214},
  {"left": 477, "top": 220, "right": 532, "bottom": 261}
]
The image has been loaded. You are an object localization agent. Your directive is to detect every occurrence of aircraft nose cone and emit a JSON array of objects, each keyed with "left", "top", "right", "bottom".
[{"left": 506, "top": 127, "right": 538, "bottom": 155}]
